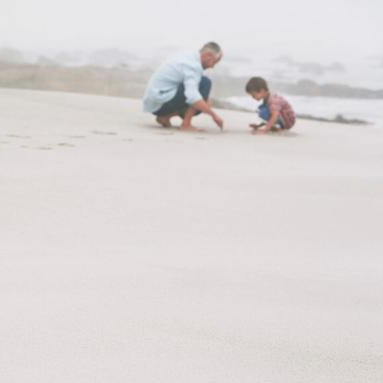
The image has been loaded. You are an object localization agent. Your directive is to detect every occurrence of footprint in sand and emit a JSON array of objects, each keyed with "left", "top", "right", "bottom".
[
  {"left": 157, "top": 131, "right": 175, "bottom": 136},
  {"left": 38, "top": 146, "right": 53, "bottom": 151},
  {"left": 67, "top": 135, "right": 86, "bottom": 139},
  {"left": 0, "top": 141, "right": 10, "bottom": 145},
  {"left": 282, "top": 131, "right": 299, "bottom": 138},
  {"left": 122, "top": 138, "right": 134, "bottom": 142},
  {"left": 91, "top": 130, "right": 118, "bottom": 136},
  {"left": 195, "top": 136, "right": 206, "bottom": 140},
  {"left": 6, "top": 134, "right": 31, "bottom": 139},
  {"left": 57, "top": 142, "right": 76, "bottom": 148}
]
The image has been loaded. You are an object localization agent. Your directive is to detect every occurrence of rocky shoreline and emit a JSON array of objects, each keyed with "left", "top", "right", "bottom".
[{"left": 211, "top": 98, "right": 370, "bottom": 126}]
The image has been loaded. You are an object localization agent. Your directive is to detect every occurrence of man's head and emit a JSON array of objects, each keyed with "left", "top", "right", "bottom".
[
  {"left": 200, "top": 42, "right": 222, "bottom": 69},
  {"left": 246, "top": 77, "right": 269, "bottom": 101}
]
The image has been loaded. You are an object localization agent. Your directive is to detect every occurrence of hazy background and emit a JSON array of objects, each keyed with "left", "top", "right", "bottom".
[
  {"left": 2, "top": 0, "right": 381, "bottom": 56},
  {"left": 1, "top": 0, "right": 383, "bottom": 123},
  {"left": 2, "top": 0, "right": 382, "bottom": 77}
]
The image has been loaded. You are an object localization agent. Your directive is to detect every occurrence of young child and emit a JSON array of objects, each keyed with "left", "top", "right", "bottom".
[{"left": 246, "top": 77, "right": 296, "bottom": 134}]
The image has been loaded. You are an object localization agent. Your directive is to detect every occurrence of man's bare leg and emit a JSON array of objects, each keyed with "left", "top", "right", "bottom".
[
  {"left": 156, "top": 113, "right": 177, "bottom": 128},
  {"left": 180, "top": 107, "right": 203, "bottom": 132}
]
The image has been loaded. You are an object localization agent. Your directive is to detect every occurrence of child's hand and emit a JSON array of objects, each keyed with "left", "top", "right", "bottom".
[{"left": 252, "top": 128, "right": 267, "bottom": 135}]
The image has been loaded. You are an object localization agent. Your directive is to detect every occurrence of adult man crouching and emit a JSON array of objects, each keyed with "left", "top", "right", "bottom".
[{"left": 143, "top": 42, "right": 224, "bottom": 132}]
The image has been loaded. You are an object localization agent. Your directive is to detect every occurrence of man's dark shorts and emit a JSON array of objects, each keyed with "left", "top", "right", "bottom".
[{"left": 153, "top": 76, "right": 212, "bottom": 117}]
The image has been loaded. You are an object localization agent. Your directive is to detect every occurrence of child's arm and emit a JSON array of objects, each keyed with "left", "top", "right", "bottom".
[{"left": 256, "top": 111, "right": 280, "bottom": 134}]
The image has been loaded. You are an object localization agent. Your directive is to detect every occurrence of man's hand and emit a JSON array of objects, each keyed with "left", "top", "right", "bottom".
[
  {"left": 212, "top": 113, "right": 224, "bottom": 130},
  {"left": 192, "top": 100, "right": 224, "bottom": 131}
]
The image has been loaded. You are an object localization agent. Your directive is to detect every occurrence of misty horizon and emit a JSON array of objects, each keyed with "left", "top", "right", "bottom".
[
  {"left": 1, "top": 43, "right": 382, "bottom": 90},
  {"left": 1, "top": 0, "right": 383, "bottom": 88},
  {"left": 2, "top": 1, "right": 382, "bottom": 58}
]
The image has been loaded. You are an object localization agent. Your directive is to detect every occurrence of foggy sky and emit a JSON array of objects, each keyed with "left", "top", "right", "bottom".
[{"left": 2, "top": 0, "right": 382, "bottom": 63}]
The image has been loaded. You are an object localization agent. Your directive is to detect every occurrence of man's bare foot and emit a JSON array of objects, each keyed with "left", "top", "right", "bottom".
[
  {"left": 156, "top": 116, "right": 172, "bottom": 128},
  {"left": 179, "top": 124, "right": 204, "bottom": 132}
]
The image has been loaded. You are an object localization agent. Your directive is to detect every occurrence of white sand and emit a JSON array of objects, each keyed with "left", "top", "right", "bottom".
[{"left": 1, "top": 88, "right": 383, "bottom": 382}]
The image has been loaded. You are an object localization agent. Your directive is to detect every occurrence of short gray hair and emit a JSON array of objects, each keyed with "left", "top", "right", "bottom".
[{"left": 200, "top": 42, "right": 222, "bottom": 57}]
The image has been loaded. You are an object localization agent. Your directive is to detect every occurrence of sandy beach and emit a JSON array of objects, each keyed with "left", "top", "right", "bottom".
[{"left": 1, "top": 88, "right": 383, "bottom": 382}]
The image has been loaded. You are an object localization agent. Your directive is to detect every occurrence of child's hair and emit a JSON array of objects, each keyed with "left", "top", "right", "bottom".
[{"left": 246, "top": 77, "right": 269, "bottom": 93}]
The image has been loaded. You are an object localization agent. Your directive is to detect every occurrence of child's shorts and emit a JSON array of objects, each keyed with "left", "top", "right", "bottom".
[{"left": 258, "top": 104, "right": 286, "bottom": 129}]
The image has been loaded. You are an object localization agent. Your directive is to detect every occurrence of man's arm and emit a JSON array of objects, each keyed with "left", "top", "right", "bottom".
[
  {"left": 183, "top": 65, "right": 224, "bottom": 130},
  {"left": 192, "top": 100, "right": 224, "bottom": 130}
]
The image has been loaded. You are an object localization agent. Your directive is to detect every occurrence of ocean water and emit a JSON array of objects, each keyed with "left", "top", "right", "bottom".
[{"left": 226, "top": 95, "right": 383, "bottom": 127}]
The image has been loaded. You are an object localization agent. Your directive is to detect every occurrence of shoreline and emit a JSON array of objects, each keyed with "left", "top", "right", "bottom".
[{"left": 211, "top": 98, "right": 371, "bottom": 126}]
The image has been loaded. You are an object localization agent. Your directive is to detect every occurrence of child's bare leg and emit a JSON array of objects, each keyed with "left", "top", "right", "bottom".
[
  {"left": 251, "top": 124, "right": 283, "bottom": 135},
  {"left": 270, "top": 125, "right": 282, "bottom": 132},
  {"left": 249, "top": 122, "right": 266, "bottom": 130}
]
